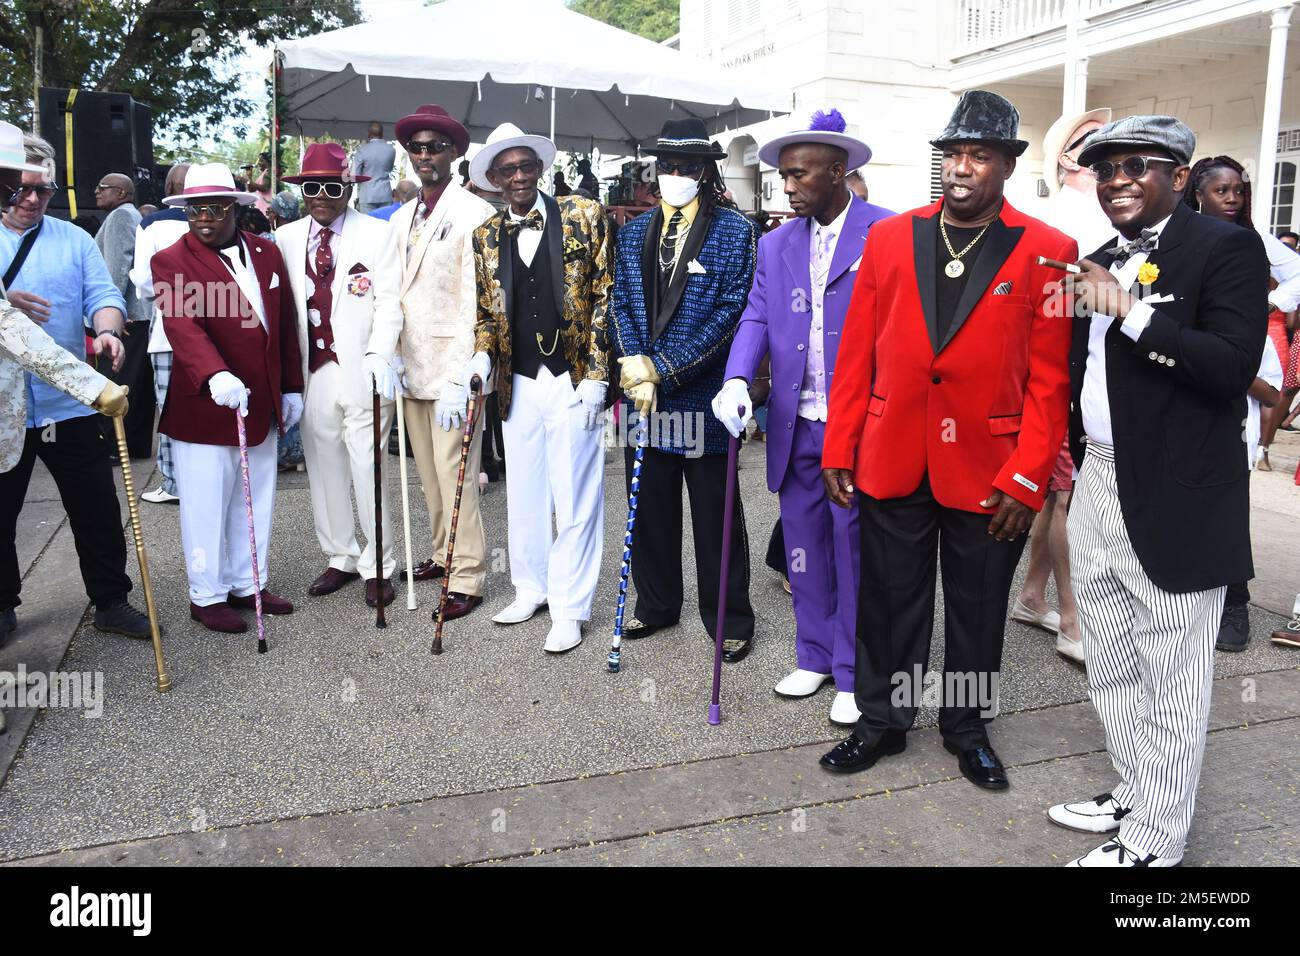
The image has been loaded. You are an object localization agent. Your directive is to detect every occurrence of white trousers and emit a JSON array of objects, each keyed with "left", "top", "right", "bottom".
[
  {"left": 1069, "top": 441, "right": 1222, "bottom": 859},
  {"left": 500, "top": 367, "right": 605, "bottom": 620},
  {"left": 173, "top": 431, "right": 277, "bottom": 607},
  {"left": 300, "top": 361, "right": 396, "bottom": 579}
]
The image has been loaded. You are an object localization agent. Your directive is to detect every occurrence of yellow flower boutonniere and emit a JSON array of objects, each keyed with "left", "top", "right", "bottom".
[{"left": 1137, "top": 262, "right": 1160, "bottom": 287}]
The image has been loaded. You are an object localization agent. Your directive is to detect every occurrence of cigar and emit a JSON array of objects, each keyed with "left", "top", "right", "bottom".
[{"left": 1036, "top": 256, "right": 1082, "bottom": 274}]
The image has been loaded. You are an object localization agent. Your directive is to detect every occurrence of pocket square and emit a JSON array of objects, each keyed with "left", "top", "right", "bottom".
[
  {"left": 1144, "top": 292, "right": 1177, "bottom": 304},
  {"left": 849, "top": 255, "right": 863, "bottom": 272},
  {"left": 687, "top": 259, "right": 707, "bottom": 275},
  {"left": 436, "top": 221, "right": 453, "bottom": 241},
  {"left": 348, "top": 262, "right": 369, "bottom": 275},
  {"left": 992, "top": 280, "right": 1013, "bottom": 295},
  {"left": 268, "top": 273, "right": 280, "bottom": 290}
]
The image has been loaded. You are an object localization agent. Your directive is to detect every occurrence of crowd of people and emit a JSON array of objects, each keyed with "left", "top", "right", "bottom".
[{"left": 0, "top": 83, "right": 1297, "bottom": 867}]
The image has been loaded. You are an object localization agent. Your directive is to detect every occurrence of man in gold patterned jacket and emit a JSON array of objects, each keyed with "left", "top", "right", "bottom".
[{"left": 462, "top": 123, "right": 611, "bottom": 655}]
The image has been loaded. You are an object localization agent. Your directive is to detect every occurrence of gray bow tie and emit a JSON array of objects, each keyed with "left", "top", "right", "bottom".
[{"left": 1110, "top": 229, "right": 1158, "bottom": 266}]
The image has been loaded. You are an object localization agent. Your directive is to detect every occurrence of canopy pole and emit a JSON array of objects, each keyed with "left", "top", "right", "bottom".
[
  {"left": 550, "top": 87, "right": 557, "bottom": 142},
  {"left": 271, "top": 45, "right": 279, "bottom": 195}
]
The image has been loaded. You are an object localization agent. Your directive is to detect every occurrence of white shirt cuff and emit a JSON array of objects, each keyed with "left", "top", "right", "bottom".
[{"left": 1120, "top": 300, "right": 1154, "bottom": 341}]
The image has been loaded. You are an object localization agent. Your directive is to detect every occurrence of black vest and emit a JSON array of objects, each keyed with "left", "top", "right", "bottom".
[{"left": 509, "top": 231, "right": 568, "bottom": 379}]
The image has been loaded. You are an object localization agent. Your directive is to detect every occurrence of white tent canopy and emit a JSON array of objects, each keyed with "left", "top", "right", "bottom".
[{"left": 276, "top": 0, "right": 791, "bottom": 156}]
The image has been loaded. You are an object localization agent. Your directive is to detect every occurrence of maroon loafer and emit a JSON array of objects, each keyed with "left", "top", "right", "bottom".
[
  {"left": 190, "top": 601, "right": 247, "bottom": 634},
  {"left": 228, "top": 590, "right": 294, "bottom": 615},
  {"left": 308, "top": 567, "right": 361, "bottom": 596},
  {"left": 366, "top": 578, "right": 396, "bottom": 608},
  {"left": 408, "top": 558, "right": 445, "bottom": 582},
  {"left": 433, "top": 593, "right": 482, "bottom": 621}
]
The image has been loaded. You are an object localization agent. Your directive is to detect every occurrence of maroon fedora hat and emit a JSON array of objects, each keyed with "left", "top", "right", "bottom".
[
  {"left": 395, "top": 103, "right": 470, "bottom": 156},
  {"left": 283, "top": 142, "right": 368, "bottom": 184}
]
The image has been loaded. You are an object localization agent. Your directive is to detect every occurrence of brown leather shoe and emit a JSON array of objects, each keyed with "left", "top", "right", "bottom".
[
  {"left": 308, "top": 567, "right": 361, "bottom": 596},
  {"left": 433, "top": 592, "right": 482, "bottom": 621},
  {"left": 190, "top": 601, "right": 247, "bottom": 633},
  {"left": 228, "top": 590, "right": 294, "bottom": 615},
  {"left": 366, "top": 578, "right": 396, "bottom": 608},
  {"left": 409, "top": 558, "right": 445, "bottom": 582}
]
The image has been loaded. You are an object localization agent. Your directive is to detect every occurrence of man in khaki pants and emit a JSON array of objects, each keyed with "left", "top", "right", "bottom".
[{"left": 390, "top": 104, "right": 495, "bottom": 620}]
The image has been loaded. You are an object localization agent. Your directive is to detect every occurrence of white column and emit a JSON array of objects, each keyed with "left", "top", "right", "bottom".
[
  {"left": 1255, "top": 4, "right": 1295, "bottom": 229},
  {"left": 1062, "top": 0, "right": 1084, "bottom": 115}
]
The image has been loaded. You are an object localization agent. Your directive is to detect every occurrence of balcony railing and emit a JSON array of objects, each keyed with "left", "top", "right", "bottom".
[{"left": 953, "top": 0, "right": 1150, "bottom": 57}]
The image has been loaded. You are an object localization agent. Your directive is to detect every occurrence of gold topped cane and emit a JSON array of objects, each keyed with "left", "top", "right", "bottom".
[{"left": 109, "top": 387, "right": 171, "bottom": 692}]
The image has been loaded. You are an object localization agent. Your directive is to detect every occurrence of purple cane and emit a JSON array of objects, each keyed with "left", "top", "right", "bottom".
[
  {"left": 234, "top": 411, "right": 267, "bottom": 653},
  {"left": 709, "top": 405, "right": 744, "bottom": 724}
]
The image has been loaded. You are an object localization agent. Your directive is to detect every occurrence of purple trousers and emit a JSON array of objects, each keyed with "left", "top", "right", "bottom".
[{"left": 778, "top": 417, "right": 860, "bottom": 691}]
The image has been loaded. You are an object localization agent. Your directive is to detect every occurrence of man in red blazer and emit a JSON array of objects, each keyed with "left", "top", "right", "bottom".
[
  {"left": 819, "top": 91, "right": 1075, "bottom": 788},
  {"left": 152, "top": 164, "right": 304, "bottom": 633}
]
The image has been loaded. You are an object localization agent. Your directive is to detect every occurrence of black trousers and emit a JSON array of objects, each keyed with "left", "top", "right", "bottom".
[
  {"left": 765, "top": 517, "right": 786, "bottom": 576},
  {"left": 854, "top": 474, "right": 1026, "bottom": 749},
  {"left": 97, "top": 321, "right": 156, "bottom": 459},
  {"left": 0, "top": 415, "right": 132, "bottom": 610},
  {"left": 623, "top": 444, "right": 754, "bottom": 642}
]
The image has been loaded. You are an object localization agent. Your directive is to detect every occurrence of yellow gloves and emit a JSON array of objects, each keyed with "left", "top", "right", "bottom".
[
  {"left": 617, "top": 354, "right": 660, "bottom": 389},
  {"left": 93, "top": 382, "right": 129, "bottom": 418},
  {"left": 626, "top": 381, "right": 658, "bottom": 416}
]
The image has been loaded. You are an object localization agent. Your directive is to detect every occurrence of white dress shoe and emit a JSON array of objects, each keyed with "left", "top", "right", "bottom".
[
  {"left": 140, "top": 486, "right": 179, "bottom": 504},
  {"left": 1011, "top": 599, "right": 1061, "bottom": 633},
  {"left": 492, "top": 594, "right": 547, "bottom": 625},
  {"left": 543, "top": 619, "right": 583, "bottom": 654},
  {"left": 1055, "top": 632, "right": 1085, "bottom": 664},
  {"left": 829, "top": 691, "right": 860, "bottom": 726},
  {"left": 1067, "top": 837, "right": 1180, "bottom": 867},
  {"left": 1047, "top": 792, "right": 1129, "bottom": 833},
  {"left": 774, "top": 668, "right": 831, "bottom": 698}
]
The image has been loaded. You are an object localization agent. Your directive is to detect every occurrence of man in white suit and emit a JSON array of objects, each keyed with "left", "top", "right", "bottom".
[
  {"left": 276, "top": 143, "right": 403, "bottom": 608},
  {"left": 389, "top": 104, "right": 495, "bottom": 620}
]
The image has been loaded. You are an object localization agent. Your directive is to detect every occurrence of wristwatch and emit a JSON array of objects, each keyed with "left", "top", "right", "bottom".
[{"left": 97, "top": 328, "right": 124, "bottom": 341}]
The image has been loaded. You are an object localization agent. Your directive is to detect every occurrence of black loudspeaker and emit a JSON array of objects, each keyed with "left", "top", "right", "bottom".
[{"left": 37, "top": 87, "right": 156, "bottom": 222}]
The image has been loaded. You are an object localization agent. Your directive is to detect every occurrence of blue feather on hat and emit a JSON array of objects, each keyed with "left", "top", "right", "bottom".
[{"left": 809, "top": 109, "right": 847, "bottom": 133}]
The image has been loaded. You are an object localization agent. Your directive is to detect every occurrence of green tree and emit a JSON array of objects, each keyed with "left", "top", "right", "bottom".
[
  {"left": 568, "top": 0, "right": 678, "bottom": 43},
  {"left": 0, "top": 0, "right": 362, "bottom": 140}
]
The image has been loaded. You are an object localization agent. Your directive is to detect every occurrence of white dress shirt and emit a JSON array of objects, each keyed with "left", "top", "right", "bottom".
[
  {"left": 307, "top": 212, "right": 345, "bottom": 259},
  {"left": 1260, "top": 228, "right": 1300, "bottom": 313},
  {"left": 508, "top": 192, "right": 547, "bottom": 268},
  {"left": 1080, "top": 213, "right": 1173, "bottom": 447},
  {"left": 798, "top": 201, "right": 851, "bottom": 421}
]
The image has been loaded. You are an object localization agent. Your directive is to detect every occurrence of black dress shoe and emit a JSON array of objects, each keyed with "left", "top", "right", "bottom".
[
  {"left": 819, "top": 730, "right": 906, "bottom": 774},
  {"left": 93, "top": 601, "right": 153, "bottom": 638},
  {"left": 624, "top": 616, "right": 673, "bottom": 640},
  {"left": 721, "top": 637, "right": 752, "bottom": 663},
  {"left": 944, "top": 741, "right": 1009, "bottom": 790}
]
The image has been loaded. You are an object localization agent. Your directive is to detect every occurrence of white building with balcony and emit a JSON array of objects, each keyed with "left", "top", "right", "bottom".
[{"left": 682, "top": 0, "right": 1300, "bottom": 231}]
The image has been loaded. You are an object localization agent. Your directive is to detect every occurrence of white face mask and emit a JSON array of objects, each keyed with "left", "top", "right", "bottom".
[{"left": 657, "top": 174, "right": 700, "bottom": 208}]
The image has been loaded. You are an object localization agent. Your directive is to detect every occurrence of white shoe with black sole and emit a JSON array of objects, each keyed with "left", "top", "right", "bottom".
[
  {"left": 1047, "top": 792, "right": 1129, "bottom": 833},
  {"left": 1068, "top": 837, "right": 1181, "bottom": 867},
  {"left": 140, "top": 487, "right": 179, "bottom": 504}
]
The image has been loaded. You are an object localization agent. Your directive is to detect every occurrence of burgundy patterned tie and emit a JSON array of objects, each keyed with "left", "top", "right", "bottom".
[{"left": 307, "top": 227, "right": 338, "bottom": 372}]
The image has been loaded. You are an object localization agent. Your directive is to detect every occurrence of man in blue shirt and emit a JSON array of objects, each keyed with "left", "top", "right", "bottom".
[
  {"left": 368, "top": 180, "right": 418, "bottom": 221},
  {"left": 0, "top": 132, "right": 151, "bottom": 641}
]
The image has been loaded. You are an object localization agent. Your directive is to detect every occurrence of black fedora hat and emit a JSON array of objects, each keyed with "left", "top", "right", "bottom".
[
  {"left": 930, "top": 90, "right": 1029, "bottom": 157},
  {"left": 644, "top": 118, "right": 727, "bottom": 160}
]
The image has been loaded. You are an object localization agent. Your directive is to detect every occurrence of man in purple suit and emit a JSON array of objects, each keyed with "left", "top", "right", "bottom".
[{"left": 713, "top": 110, "right": 894, "bottom": 726}]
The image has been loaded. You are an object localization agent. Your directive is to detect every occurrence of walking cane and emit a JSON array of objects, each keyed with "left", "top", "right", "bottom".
[
  {"left": 110, "top": 388, "right": 171, "bottom": 692},
  {"left": 708, "top": 405, "right": 744, "bottom": 725},
  {"left": 372, "top": 377, "right": 387, "bottom": 629},
  {"left": 608, "top": 413, "right": 649, "bottom": 673},
  {"left": 234, "top": 411, "right": 267, "bottom": 654},
  {"left": 432, "top": 374, "right": 482, "bottom": 655},
  {"left": 394, "top": 389, "right": 416, "bottom": 611}
]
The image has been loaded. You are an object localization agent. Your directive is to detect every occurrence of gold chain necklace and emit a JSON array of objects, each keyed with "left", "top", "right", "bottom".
[{"left": 939, "top": 217, "right": 992, "bottom": 278}]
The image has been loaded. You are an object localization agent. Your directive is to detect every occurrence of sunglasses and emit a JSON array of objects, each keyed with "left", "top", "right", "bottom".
[
  {"left": 656, "top": 160, "right": 705, "bottom": 178},
  {"left": 6, "top": 183, "right": 58, "bottom": 203},
  {"left": 94, "top": 182, "right": 124, "bottom": 192},
  {"left": 406, "top": 140, "right": 454, "bottom": 156},
  {"left": 184, "top": 203, "right": 233, "bottom": 221},
  {"left": 300, "top": 181, "right": 348, "bottom": 199},
  {"left": 490, "top": 159, "right": 543, "bottom": 179},
  {"left": 1089, "top": 155, "right": 1177, "bottom": 184}
]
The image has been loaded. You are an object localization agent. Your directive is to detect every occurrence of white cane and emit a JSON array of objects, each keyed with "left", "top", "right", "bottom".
[{"left": 395, "top": 389, "right": 416, "bottom": 610}]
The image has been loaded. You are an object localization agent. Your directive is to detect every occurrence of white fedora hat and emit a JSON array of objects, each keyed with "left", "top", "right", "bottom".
[
  {"left": 0, "top": 121, "right": 49, "bottom": 175},
  {"left": 162, "top": 162, "right": 257, "bottom": 207},
  {"left": 469, "top": 123, "right": 557, "bottom": 193},
  {"left": 758, "top": 108, "right": 872, "bottom": 170},
  {"left": 1042, "top": 107, "right": 1112, "bottom": 196}
]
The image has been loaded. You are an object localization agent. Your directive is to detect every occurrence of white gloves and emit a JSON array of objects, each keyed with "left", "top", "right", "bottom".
[
  {"left": 364, "top": 352, "right": 398, "bottom": 401},
  {"left": 280, "top": 392, "right": 303, "bottom": 431},
  {"left": 575, "top": 379, "right": 607, "bottom": 431},
  {"left": 389, "top": 352, "right": 408, "bottom": 397},
  {"left": 462, "top": 351, "right": 492, "bottom": 390},
  {"left": 438, "top": 381, "right": 468, "bottom": 432},
  {"left": 711, "top": 377, "right": 754, "bottom": 439},
  {"left": 209, "top": 370, "right": 249, "bottom": 417}
]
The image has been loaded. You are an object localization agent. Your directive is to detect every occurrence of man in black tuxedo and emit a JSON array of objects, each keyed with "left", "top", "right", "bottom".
[{"left": 1045, "top": 116, "right": 1267, "bottom": 867}]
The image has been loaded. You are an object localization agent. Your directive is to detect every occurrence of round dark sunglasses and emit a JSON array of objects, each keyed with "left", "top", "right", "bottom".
[{"left": 1089, "top": 155, "right": 1176, "bottom": 184}]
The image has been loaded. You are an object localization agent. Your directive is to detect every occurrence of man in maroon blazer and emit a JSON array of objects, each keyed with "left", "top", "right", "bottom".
[{"left": 151, "top": 164, "right": 304, "bottom": 633}]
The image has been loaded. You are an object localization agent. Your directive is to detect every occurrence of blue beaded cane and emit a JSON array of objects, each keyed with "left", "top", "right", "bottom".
[{"left": 608, "top": 414, "right": 649, "bottom": 673}]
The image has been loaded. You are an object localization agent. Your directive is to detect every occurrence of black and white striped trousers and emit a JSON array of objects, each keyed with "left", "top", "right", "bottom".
[{"left": 1068, "top": 441, "right": 1222, "bottom": 859}]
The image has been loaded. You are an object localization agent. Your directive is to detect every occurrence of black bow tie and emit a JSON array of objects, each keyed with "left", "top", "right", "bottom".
[
  {"left": 1109, "top": 229, "right": 1158, "bottom": 266},
  {"left": 504, "top": 209, "right": 543, "bottom": 235}
]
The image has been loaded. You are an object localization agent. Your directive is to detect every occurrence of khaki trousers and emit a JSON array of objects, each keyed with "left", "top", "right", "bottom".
[{"left": 404, "top": 396, "right": 487, "bottom": 595}]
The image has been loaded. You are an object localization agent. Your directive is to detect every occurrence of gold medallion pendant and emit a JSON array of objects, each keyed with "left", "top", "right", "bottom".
[{"left": 945, "top": 259, "right": 965, "bottom": 279}]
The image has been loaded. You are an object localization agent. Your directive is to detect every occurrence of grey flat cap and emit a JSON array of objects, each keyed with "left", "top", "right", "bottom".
[{"left": 1077, "top": 115, "right": 1195, "bottom": 167}]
